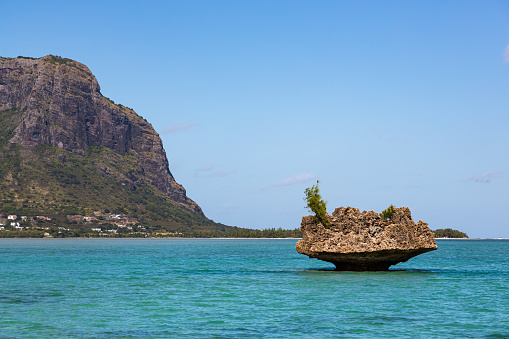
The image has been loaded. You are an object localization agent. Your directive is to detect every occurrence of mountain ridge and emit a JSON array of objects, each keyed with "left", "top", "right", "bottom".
[{"left": 0, "top": 55, "right": 222, "bottom": 232}]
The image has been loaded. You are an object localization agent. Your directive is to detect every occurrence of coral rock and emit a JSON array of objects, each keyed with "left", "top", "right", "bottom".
[{"left": 296, "top": 206, "right": 437, "bottom": 271}]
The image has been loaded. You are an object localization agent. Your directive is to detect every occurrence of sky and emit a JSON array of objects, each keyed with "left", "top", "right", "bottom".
[{"left": 2, "top": 0, "right": 509, "bottom": 237}]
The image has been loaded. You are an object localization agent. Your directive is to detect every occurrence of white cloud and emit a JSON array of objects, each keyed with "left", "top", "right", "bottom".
[
  {"left": 161, "top": 123, "right": 200, "bottom": 134},
  {"left": 466, "top": 170, "right": 504, "bottom": 184},
  {"left": 504, "top": 45, "right": 509, "bottom": 63},
  {"left": 274, "top": 173, "right": 317, "bottom": 187}
]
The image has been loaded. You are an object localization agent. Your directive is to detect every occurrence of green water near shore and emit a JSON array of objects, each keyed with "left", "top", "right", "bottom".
[{"left": 0, "top": 239, "right": 507, "bottom": 338}]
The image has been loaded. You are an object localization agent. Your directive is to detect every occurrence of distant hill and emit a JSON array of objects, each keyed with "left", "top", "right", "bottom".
[
  {"left": 0, "top": 55, "right": 231, "bottom": 235},
  {"left": 433, "top": 228, "right": 469, "bottom": 238}
]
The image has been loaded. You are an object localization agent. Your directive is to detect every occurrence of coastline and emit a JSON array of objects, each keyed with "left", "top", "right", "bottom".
[
  {"left": 2, "top": 237, "right": 508, "bottom": 240},
  {"left": 0, "top": 237, "right": 302, "bottom": 240}
]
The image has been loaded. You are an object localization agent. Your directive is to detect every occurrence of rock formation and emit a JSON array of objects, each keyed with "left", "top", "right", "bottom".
[
  {"left": 0, "top": 55, "right": 202, "bottom": 216},
  {"left": 296, "top": 206, "right": 437, "bottom": 271}
]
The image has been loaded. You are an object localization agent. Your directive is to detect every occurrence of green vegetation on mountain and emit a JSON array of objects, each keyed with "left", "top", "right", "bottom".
[
  {"left": 44, "top": 55, "right": 74, "bottom": 66},
  {"left": 433, "top": 228, "right": 468, "bottom": 238},
  {"left": 0, "top": 107, "right": 22, "bottom": 147},
  {"left": 0, "top": 143, "right": 223, "bottom": 233}
]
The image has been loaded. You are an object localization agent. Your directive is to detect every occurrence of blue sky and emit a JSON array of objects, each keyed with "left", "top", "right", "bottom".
[{"left": 3, "top": 1, "right": 509, "bottom": 237}]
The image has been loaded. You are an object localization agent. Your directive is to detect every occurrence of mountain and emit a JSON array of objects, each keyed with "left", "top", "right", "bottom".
[{"left": 0, "top": 55, "right": 229, "bottom": 234}]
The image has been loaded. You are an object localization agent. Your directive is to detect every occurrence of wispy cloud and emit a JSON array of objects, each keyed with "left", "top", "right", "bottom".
[
  {"left": 504, "top": 45, "right": 509, "bottom": 63},
  {"left": 161, "top": 123, "right": 200, "bottom": 134},
  {"left": 274, "top": 173, "right": 317, "bottom": 187},
  {"left": 466, "top": 170, "right": 504, "bottom": 184},
  {"left": 210, "top": 170, "right": 236, "bottom": 177},
  {"left": 219, "top": 202, "right": 234, "bottom": 209},
  {"left": 196, "top": 164, "right": 215, "bottom": 172},
  {"left": 194, "top": 165, "right": 235, "bottom": 178},
  {"left": 254, "top": 173, "right": 317, "bottom": 192}
]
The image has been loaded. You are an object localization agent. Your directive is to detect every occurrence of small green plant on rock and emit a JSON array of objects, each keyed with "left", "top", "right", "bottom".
[
  {"left": 381, "top": 204, "right": 395, "bottom": 221},
  {"left": 304, "top": 180, "right": 330, "bottom": 227}
]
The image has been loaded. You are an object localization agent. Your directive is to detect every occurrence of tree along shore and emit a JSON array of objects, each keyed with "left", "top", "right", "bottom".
[
  {"left": 433, "top": 228, "right": 468, "bottom": 238},
  {"left": 0, "top": 215, "right": 301, "bottom": 238}
]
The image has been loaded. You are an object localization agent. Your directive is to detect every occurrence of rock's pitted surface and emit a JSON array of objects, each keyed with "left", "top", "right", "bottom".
[
  {"left": 0, "top": 55, "right": 200, "bottom": 212},
  {"left": 296, "top": 206, "right": 437, "bottom": 270}
]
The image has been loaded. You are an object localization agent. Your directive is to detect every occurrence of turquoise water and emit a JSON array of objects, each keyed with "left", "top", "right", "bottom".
[{"left": 0, "top": 239, "right": 507, "bottom": 338}]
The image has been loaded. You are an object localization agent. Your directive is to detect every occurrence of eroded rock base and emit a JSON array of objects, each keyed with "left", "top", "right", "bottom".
[{"left": 316, "top": 248, "right": 436, "bottom": 271}]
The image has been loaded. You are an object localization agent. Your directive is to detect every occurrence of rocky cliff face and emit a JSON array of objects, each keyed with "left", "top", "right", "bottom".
[
  {"left": 296, "top": 206, "right": 437, "bottom": 270},
  {"left": 0, "top": 55, "right": 200, "bottom": 213}
]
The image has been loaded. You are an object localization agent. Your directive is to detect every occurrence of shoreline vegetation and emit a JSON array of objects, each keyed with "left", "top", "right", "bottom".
[
  {"left": 432, "top": 228, "right": 468, "bottom": 239},
  {"left": 0, "top": 213, "right": 471, "bottom": 239},
  {"left": 0, "top": 213, "right": 302, "bottom": 238}
]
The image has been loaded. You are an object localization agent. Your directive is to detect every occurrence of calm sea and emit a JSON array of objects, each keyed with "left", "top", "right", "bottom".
[{"left": 0, "top": 239, "right": 507, "bottom": 338}]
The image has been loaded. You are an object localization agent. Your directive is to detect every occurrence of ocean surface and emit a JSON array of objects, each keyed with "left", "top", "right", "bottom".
[{"left": 0, "top": 239, "right": 507, "bottom": 338}]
